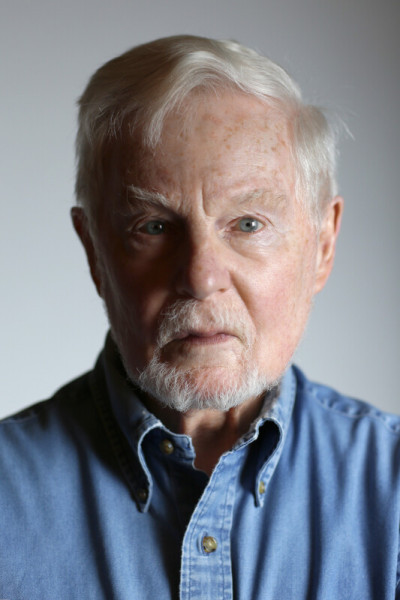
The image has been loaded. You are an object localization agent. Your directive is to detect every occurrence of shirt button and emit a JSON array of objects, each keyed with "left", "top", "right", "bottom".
[
  {"left": 202, "top": 536, "right": 218, "bottom": 553},
  {"left": 259, "top": 481, "right": 266, "bottom": 495},
  {"left": 137, "top": 488, "right": 148, "bottom": 502},
  {"left": 160, "top": 439, "right": 174, "bottom": 455}
]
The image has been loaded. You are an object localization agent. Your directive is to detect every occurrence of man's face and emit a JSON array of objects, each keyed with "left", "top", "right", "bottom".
[{"left": 78, "top": 93, "right": 339, "bottom": 411}]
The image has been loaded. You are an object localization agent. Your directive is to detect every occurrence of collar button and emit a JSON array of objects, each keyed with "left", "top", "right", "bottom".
[
  {"left": 160, "top": 439, "right": 174, "bottom": 455},
  {"left": 137, "top": 488, "right": 148, "bottom": 502}
]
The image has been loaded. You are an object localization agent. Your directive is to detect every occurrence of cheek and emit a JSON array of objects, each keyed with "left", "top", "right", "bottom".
[
  {"left": 101, "top": 253, "right": 170, "bottom": 342},
  {"left": 245, "top": 263, "right": 315, "bottom": 379},
  {"left": 250, "top": 275, "right": 295, "bottom": 333},
  {"left": 247, "top": 252, "right": 317, "bottom": 338}
]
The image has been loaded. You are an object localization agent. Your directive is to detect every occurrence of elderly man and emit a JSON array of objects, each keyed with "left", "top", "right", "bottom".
[{"left": 1, "top": 35, "right": 399, "bottom": 599}]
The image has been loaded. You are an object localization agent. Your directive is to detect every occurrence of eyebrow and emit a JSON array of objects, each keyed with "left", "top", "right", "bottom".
[
  {"left": 122, "top": 185, "right": 287, "bottom": 214},
  {"left": 124, "top": 185, "right": 172, "bottom": 210}
]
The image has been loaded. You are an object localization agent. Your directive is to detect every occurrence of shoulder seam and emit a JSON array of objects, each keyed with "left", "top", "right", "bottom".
[
  {"left": 294, "top": 372, "right": 400, "bottom": 437},
  {"left": 0, "top": 371, "right": 92, "bottom": 426}
]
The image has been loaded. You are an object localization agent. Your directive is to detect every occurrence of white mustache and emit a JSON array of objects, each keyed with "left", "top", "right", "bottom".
[{"left": 156, "top": 299, "right": 254, "bottom": 349}]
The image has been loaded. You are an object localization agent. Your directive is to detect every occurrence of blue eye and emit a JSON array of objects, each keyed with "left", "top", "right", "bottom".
[
  {"left": 143, "top": 220, "right": 165, "bottom": 235},
  {"left": 238, "top": 217, "right": 262, "bottom": 232}
]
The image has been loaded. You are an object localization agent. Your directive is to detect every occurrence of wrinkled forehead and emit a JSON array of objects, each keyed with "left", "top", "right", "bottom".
[{"left": 105, "top": 92, "right": 295, "bottom": 203}]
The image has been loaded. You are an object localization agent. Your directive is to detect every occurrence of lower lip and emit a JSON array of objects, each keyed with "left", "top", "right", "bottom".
[{"left": 175, "top": 333, "right": 234, "bottom": 346}]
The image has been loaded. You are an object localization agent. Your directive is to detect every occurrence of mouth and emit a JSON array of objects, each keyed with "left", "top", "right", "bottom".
[{"left": 171, "top": 330, "right": 237, "bottom": 346}]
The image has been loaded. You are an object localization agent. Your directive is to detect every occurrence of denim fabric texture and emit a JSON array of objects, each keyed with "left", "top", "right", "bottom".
[{"left": 1, "top": 336, "right": 400, "bottom": 599}]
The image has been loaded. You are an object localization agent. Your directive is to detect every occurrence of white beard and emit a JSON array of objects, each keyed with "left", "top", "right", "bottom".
[
  {"left": 136, "top": 354, "right": 274, "bottom": 412},
  {"left": 124, "top": 299, "right": 278, "bottom": 412}
]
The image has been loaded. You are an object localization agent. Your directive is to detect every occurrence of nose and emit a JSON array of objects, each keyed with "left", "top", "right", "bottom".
[{"left": 175, "top": 230, "right": 231, "bottom": 300}]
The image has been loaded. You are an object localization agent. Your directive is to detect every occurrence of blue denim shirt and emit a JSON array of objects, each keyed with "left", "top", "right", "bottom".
[{"left": 1, "top": 337, "right": 400, "bottom": 599}]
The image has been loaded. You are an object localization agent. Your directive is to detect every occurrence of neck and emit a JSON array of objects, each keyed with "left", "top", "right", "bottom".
[{"left": 143, "top": 394, "right": 265, "bottom": 476}]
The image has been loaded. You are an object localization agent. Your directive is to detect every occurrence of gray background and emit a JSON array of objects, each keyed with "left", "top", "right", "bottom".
[{"left": 1, "top": 0, "right": 399, "bottom": 418}]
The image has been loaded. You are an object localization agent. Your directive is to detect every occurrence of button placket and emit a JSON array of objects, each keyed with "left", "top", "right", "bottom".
[{"left": 180, "top": 452, "right": 239, "bottom": 600}]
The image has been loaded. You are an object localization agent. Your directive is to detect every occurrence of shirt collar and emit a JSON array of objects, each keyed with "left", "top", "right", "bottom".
[
  {"left": 253, "top": 367, "right": 296, "bottom": 506},
  {"left": 100, "top": 332, "right": 297, "bottom": 510},
  {"left": 102, "top": 333, "right": 159, "bottom": 442}
]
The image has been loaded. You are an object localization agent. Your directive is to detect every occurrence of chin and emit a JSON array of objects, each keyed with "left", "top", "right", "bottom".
[{"left": 135, "top": 358, "right": 276, "bottom": 413}]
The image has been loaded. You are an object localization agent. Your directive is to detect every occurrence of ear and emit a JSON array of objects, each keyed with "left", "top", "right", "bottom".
[
  {"left": 70, "top": 207, "right": 103, "bottom": 297},
  {"left": 314, "top": 195, "right": 344, "bottom": 294}
]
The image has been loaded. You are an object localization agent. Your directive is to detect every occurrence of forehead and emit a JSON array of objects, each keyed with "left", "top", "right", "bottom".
[{"left": 116, "top": 93, "right": 294, "bottom": 202}]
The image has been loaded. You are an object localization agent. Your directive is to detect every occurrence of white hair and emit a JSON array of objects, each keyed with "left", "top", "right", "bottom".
[{"left": 75, "top": 34, "right": 339, "bottom": 228}]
